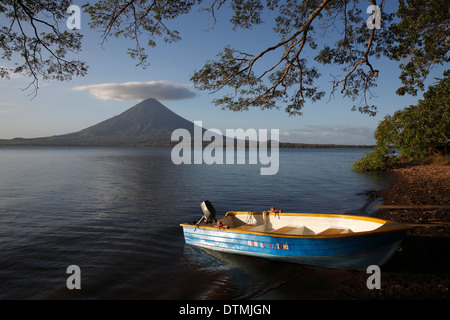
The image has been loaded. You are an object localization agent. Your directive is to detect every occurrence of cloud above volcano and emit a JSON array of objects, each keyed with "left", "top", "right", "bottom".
[{"left": 73, "top": 80, "right": 196, "bottom": 102}]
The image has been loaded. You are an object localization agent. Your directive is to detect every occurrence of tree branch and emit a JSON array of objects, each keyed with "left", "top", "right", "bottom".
[{"left": 195, "top": 0, "right": 332, "bottom": 113}]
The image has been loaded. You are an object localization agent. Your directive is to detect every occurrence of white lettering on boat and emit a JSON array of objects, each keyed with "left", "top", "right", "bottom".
[{"left": 248, "top": 240, "right": 289, "bottom": 250}]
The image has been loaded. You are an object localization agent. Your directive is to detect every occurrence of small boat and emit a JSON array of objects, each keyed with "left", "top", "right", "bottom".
[{"left": 180, "top": 201, "right": 412, "bottom": 270}]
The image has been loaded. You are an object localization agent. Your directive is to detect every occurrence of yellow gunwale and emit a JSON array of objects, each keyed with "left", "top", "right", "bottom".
[{"left": 180, "top": 211, "right": 413, "bottom": 239}]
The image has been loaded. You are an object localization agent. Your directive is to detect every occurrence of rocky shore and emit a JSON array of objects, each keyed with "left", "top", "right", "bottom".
[{"left": 335, "top": 164, "right": 450, "bottom": 299}]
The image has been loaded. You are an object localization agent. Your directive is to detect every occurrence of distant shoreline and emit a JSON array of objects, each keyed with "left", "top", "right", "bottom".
[
  {"left": 0, "top": 139, "right": 374, "bottom": 149},
  {"left": 278, "top": 142, "right": 374, "bottom": 149}
]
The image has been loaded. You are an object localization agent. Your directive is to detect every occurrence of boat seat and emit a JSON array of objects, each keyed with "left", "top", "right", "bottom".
[
  {"left": 285, "top": 226, "right": 315, "bottom": 236},
  {"left": 317, "top": 227, "right": 350, "bottom": 235},
  {"left": 235, "top": 224, "right": 258, "bottom": 230},
  {"left": 270, "top": 226, "right": 298, "bottom": 234}
]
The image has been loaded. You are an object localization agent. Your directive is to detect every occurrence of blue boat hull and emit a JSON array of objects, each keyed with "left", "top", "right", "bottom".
[{"left": 182, "top": 226, "right": 407, "bottom": 270}]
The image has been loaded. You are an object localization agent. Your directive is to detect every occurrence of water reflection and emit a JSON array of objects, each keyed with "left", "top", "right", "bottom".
[{"left": 181, "top": 244, "right": 347, "bottom": 300}]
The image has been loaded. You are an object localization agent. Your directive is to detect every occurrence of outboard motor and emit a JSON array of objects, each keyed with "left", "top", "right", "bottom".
[{"left": 196, "top": 200, "right": 217, "bottom": 225}]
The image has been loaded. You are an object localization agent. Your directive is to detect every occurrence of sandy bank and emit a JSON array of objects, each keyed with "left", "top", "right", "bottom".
[{"left": 335, "top": 164, "right": 450, "bottom": 299}]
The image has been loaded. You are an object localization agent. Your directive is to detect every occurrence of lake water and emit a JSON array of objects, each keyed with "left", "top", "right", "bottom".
[{"left": 0, "top": 146, "right": 390, "bottom": 299}]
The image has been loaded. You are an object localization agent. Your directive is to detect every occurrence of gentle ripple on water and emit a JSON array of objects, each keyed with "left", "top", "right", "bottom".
[{"left": 0, "top": 146, "right": 390, "bottom": 299}]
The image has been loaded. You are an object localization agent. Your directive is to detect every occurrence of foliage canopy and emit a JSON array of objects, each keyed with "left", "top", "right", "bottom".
[
  {"left": 352, "top": 70, "right": 450, "bottom": 171},
  {"left": 1, "top": 0, "right": 449, "bottom": 115},
  {"left": 0, "top": 0, "right": 87, "bottom": 97}
]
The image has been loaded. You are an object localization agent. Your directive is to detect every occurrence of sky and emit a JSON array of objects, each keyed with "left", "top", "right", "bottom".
[{"left": 0, "top": 1, "right": 446, "bottom": 145}]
